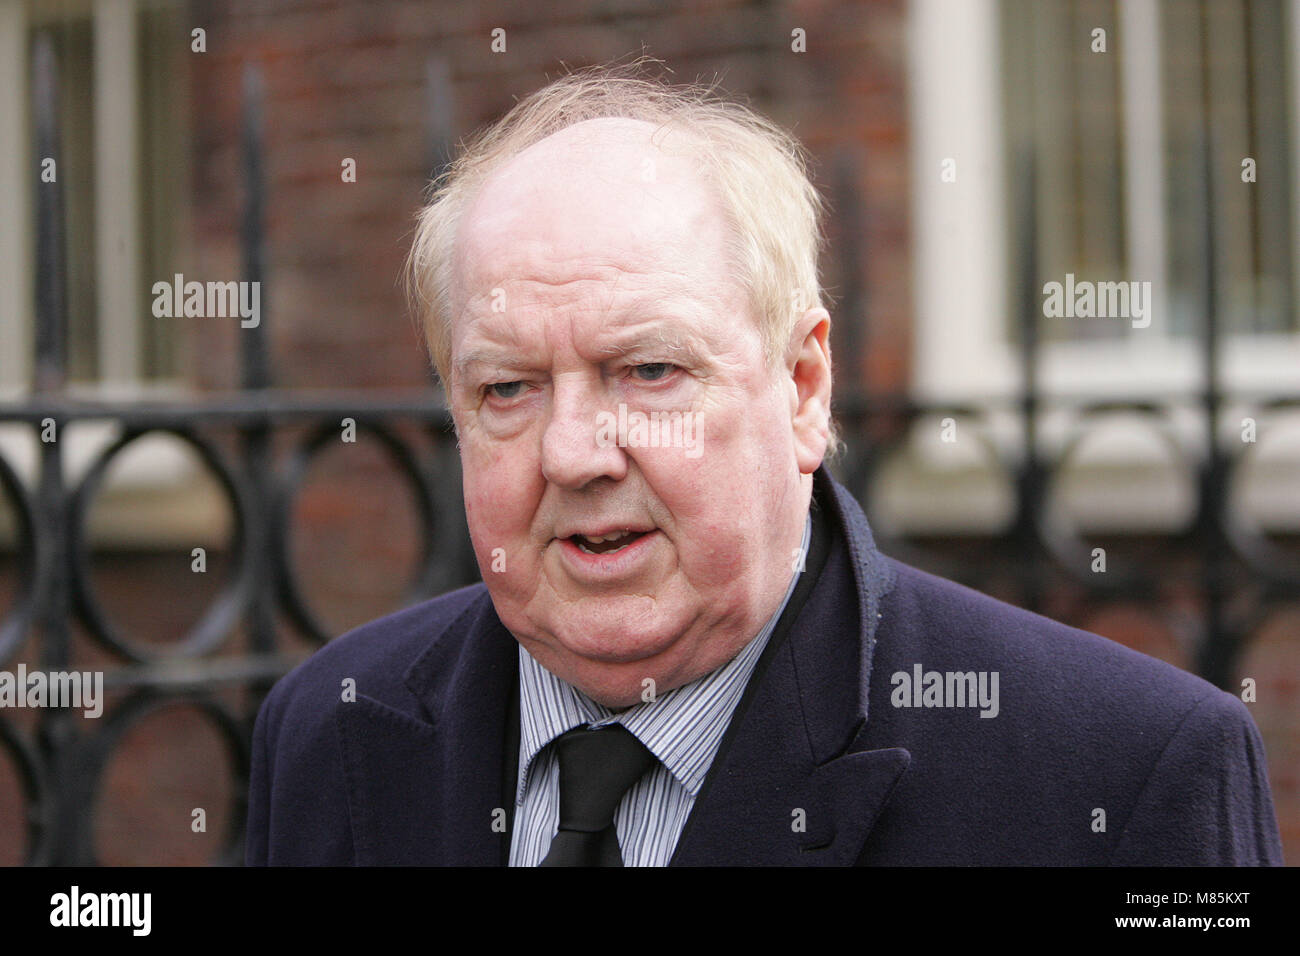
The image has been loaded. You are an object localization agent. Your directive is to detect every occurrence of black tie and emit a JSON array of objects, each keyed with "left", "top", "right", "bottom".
[{"left": 538, "top": 724, "right": 656, "bottom": 867}]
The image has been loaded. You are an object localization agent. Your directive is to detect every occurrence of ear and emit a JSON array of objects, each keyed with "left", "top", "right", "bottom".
[{"left": 786, "top": 307, "right": 833, "bottom": 475}]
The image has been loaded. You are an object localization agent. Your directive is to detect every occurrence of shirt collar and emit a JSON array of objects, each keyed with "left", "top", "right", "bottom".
[{"left": 515, "top": 511, "right": 811, "bottom": 804}]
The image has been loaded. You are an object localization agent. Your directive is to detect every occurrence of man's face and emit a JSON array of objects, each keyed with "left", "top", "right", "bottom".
[{"left": 448, "top": 118, "right": 829, "bottom": 707}]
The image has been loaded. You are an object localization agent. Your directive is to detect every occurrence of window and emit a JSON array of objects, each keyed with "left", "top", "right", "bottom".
[
  {"left": 899, "top": 0, "right": 1300, "bottom": 533},
  {"left": 911, "top": 0, "right": 1300, "bottom": 401},
  {"left": 0, "top": 0, "right": 189, "bottom": 395}
]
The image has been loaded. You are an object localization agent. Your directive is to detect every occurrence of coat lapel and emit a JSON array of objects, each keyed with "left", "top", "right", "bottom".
[
  {"left": 336, "top": 591, "right": 517, "bottom": 865},
  {"left": 670, "top": 468, "right": 910, "bottom": 866},
  {"left": 665, "top": 633, "right": 911, "bottom": 866}
]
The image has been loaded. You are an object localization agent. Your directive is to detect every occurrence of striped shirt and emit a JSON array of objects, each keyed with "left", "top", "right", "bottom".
[{"left": 508, "top": 512, "right": 811, "bottom": 866}]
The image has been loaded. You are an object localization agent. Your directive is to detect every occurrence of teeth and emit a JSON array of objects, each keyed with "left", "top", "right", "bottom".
[
  {"left": 582, "top": 530, "right": 631, "bottom": 544},
  {"left": 572, "top": 529, "right": 645, "bottom": 555},
  {"left": 577, "top": 539, "right": 632, "bottom": 555}
]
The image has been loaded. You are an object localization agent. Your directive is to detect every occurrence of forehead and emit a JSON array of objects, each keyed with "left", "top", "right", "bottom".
[{"left": 451, "top": 118, "right": 740, "bottom": 329}]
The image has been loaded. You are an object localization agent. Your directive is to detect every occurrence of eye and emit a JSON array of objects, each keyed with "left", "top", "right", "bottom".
[
  {"left": 487, "top": 381, "right": 527, "bottom": 400},
  {"left": 631, "top": 363, "right": 675, "bottom": 382}
]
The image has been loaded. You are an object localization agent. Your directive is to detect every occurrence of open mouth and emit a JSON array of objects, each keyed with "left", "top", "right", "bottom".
[{"left": 569, "top": 530, "right": 650, "bottom": 555}]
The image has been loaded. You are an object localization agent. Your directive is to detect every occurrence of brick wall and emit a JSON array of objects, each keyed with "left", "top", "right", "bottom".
[{"left": 185, "top": 0, "right": 910, "bottom": 395}]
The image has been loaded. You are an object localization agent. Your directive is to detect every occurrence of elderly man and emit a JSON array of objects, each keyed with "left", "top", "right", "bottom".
[{"left": 246, "top": 66, "right": 1283, "bottom": 866}]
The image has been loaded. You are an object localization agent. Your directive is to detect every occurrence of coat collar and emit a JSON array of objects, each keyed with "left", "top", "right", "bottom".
[{"left": 336, "top": 465, "right": 909, "bottom": 865}]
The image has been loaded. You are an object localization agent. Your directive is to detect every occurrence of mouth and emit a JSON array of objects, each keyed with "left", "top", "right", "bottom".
[
  {"left": 568, "top": 529, "right": 652, "bottom": 555},
  {"left": 554, "top": 526, "right": 662, "bottom": 583}
]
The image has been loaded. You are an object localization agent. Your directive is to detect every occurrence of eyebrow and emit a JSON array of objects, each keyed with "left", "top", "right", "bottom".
[
  {"left": 452, "top": 312, "right": 709, "bottom": 380},
  {"left": 588, "top": 322, "right": 704, "bottom": 360}
]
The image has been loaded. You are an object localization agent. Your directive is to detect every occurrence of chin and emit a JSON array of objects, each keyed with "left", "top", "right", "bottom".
[
  {"left": 517, "top": 620, "right": 696, "bottom": 706},
  {"left": 509, "top": 592, "right": 691, "bottom": 664},
  {"left": 552, "top": 617, "right": 683, "bottom": 666}
]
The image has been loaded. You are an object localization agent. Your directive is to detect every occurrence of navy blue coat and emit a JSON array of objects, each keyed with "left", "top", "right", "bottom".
[{"left": 246, "top": 468, "right": 1284, "bottom": 865}]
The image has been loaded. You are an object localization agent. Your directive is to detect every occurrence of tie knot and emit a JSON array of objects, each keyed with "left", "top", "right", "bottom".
[{"left": 553, "top": 724, "right": 656, "bottom": 832}]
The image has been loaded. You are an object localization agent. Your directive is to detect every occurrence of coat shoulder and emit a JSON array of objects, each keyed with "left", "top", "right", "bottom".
[
  {"left": 878, "top": 556, "right": 1224, "bottom": 724},
  {"left": 258, "top": 583, "right": 490, "bottom": 738},
  {"left": 245, "top": 583, "right": 492, "bottom": 865},
  {"left": 864, "top": 556, "right": 1281, "bottom": 864}
]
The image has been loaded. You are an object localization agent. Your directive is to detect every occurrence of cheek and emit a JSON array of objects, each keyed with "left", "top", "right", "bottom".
[
  {"left": 637, "top": 394, "right": 792, "bottom": 573},
  {"left": 642, "top": 464, "right": 754, "bottom": 574},
  {"left": 677, "top": 388, "right": 790, "bottom": 490},
  {"left": 461, "top": 441, "right": 535, "bottom": 548}
]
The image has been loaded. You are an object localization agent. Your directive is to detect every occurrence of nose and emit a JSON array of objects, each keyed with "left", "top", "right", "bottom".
[{"left": 540, "top": 376, "right": 628, "bottom": 489}]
